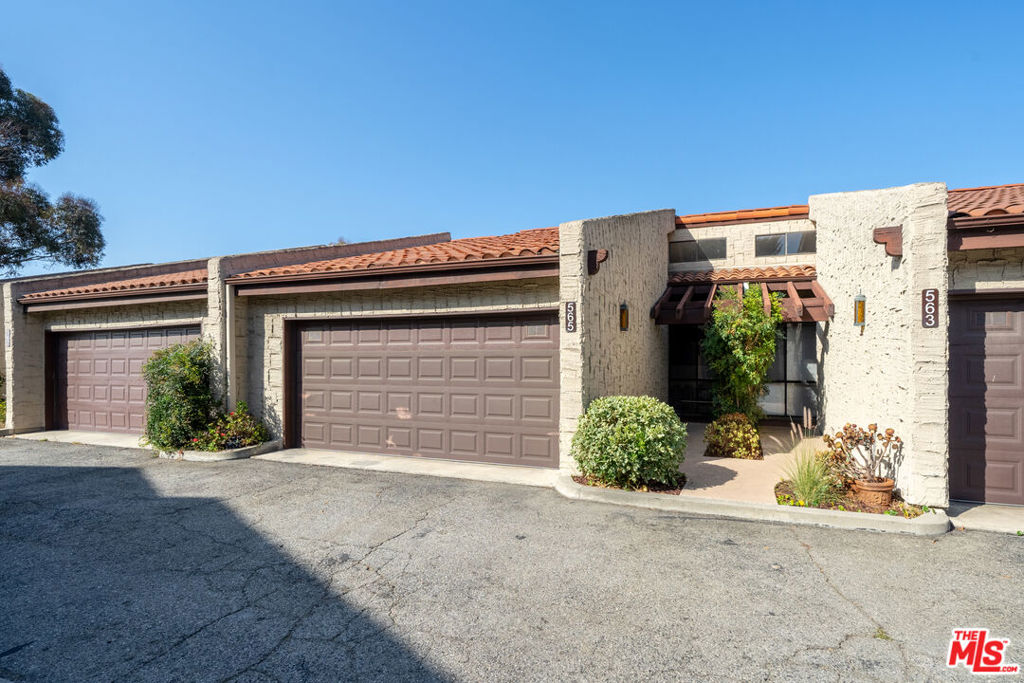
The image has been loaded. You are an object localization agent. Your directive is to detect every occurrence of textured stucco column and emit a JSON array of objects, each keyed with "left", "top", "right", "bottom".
[
  {"left": 810, "top": 183, "right": 949, "bottom": 507},
  {"left": 204, "top": 257, "right": 230, "bottom": 407},
  {"left": 557, "top": 209, "right": 675, "bottom": 471},
  {"left": 2, "top": 282, "right": 46, "bottom": 432}
]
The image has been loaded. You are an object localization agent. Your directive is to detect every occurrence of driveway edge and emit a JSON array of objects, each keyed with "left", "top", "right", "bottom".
[
  {"left": 158, "top": 439, "right": 283, "bottom": 462},
  {"left": 554, "top": 474, "right": 951, "bottom": 536}
]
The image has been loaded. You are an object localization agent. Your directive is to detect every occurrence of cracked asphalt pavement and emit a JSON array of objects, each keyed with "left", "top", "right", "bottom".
[{"left": 0, "top": 439, "right": 1021, "bottom": 682}]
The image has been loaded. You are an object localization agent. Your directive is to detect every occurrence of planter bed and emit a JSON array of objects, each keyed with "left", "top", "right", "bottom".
[
  {"left": 157, "top": 439, "right": 282, "bottom": 462},
  {"left": 774, "top": 481, "right": 932, "bottom": 518},
  {"left": 571, "top": 473, "right": 687, "bottom": 495}
]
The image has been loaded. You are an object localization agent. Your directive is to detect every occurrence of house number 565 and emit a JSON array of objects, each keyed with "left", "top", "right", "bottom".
[{"left": 921, "top": 289, "right": 939, "bottom": 328}]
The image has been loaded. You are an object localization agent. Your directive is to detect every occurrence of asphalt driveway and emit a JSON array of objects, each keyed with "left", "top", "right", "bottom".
[{"left": 0, "top": 439, "right": 1020, "bottom": 682}]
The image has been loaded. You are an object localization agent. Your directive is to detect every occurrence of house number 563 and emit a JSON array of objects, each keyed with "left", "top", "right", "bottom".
[{"left": 921, "top": 289, "right": 939, "bottom": 328}]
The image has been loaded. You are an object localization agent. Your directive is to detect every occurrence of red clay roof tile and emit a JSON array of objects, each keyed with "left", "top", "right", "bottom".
[
  {"left": 669, "top": 265, "right": 816, "bottom": 284},
  {"left": 21, "top": 269, "right": 208, "bottom": 301},
  {"left": 232, "top": 227, "right": 559, "bottom": 279},
  {"left": 675, "top": 205, "right": 810, "bottom": 227},
  {"left": 947, "top": 183, "right": 1024, "bottom": 217}
]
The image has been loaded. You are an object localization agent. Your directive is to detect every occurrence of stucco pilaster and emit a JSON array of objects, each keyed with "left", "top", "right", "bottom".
[
  {"left": 557, "top": 209, "right": 675, "bottom": 471},
  {"left": 810, "top": 183, "right": 949, "bottom": 507}
]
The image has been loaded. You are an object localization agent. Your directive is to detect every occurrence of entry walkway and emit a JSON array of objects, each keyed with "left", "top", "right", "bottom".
[{"left": 677, "top": 422, "right": 804, "bottom": 504}]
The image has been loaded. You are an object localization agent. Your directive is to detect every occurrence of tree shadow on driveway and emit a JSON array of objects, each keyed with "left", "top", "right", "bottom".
[{"left": 0, "top": 464, "right": 445, "bottom": 682}]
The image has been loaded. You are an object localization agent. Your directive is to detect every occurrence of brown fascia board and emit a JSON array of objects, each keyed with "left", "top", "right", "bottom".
[
  {"left": 231, "top": 255, "right": 559, "bottom": 295},
  {"left": 18, "top": 282, "right": 207, "bottom": 306},
  {"left": 22, "top": 290, "right": 208, "bottom": 313},
  {"left": 218, "top": 232, "right": 453, "bottom": 277},
  {"left": 947, "top": 214, "right": 1024, "bottom": 250}
]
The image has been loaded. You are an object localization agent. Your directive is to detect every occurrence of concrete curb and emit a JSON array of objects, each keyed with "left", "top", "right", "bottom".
[
  {"left": 554, "top": 474, "right": 951, "bottom": 536},
  {"left": 158, "top": 439, "right": 283, "bottom": 462}
]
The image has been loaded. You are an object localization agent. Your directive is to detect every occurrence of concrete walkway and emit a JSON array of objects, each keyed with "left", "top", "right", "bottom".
[
  {"left": 948, "top": 501, "right": 1024, "bottom": 535},
  {"left": 678, "top": 422, "right": 806, "bottom": 504},
  {"left": 9, "top": 429, "right": 148, "bottom": 450}
]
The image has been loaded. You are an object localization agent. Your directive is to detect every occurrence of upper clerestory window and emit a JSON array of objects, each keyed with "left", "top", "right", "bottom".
[
  {"left": 755, "top": 231, "right": 816, "bottom": 257},
  {"left": 670, "top": 238, "right": 727, "bottom": 263}
]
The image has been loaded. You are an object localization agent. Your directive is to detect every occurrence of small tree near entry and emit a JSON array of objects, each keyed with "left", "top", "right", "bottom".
[{"left": 701, "top": 285, "right": 783, "bottom": 423}]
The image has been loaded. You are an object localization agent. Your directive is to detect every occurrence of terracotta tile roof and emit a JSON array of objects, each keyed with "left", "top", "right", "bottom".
[
  {"left": 675, "top": 205, "right": 809, "bottom": 227},
  {"left": 669, "top": 265, "right": 816, "bottom": 284},
  {"left": 233, "top": 227, "right": 559, "bottom": 279},
  {"left": 21, "top": 269, "right": 208, "bottom": 301},
  {"left": 948, "top": 183, "right": 1024, "bottom": 217}
]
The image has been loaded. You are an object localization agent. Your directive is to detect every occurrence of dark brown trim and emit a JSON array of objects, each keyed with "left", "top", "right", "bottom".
[
  {"left": 948, "top": 227, "right": 1024, "bottom": 251},
  {"left": 228, "top": 254, "right": 559, "bottom": 287},
  {"left": 872, "top": 226, "right": 903, "bottom": 257},
  {"left": 675, "top": 213, "right": 809, "bottom": 229},
  {"left": 282, "top": 307, "right": 559, "bottom": 325},
  {"left": 283, "top": 320, "right": 298, "bottom": 449},
  {"left": 44, "top": 332, "right": 56, "bottom": 430},
  {"left": 23, "top": 291, "right": 208, "bottom": 313},
  {"left": 18, "top": 283, "right": 207, "bottom": 306},
  {"left": 949, "top": 288, "right": 1024, "bottom": 298},
  {"left": 587, "top": 249, "right": 609, "bottom": 275},
  {"left": 235, "top": 263, "right": 558, "bottom": 297}
]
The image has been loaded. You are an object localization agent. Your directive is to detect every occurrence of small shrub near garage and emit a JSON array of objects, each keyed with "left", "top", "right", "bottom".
[
  {"left": 191, "top": 401, "right": 269, "bottom": 451},
  {"left": 571, "top": 395, "right": 687, "bottom": 491},
  {"left": 703, "top": 413, "right": 763, "bottom": 459},
  {"left": 142, "top": 340, "right": 219, "bottom": 450}
]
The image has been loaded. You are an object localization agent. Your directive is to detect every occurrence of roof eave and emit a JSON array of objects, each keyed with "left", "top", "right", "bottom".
[{"left": 226, "top": 253, "right": 560, "bottom": 287}]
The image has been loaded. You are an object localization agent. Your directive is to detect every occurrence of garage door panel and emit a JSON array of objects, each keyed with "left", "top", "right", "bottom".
[
  {"left": 55, "top": 326, "right": 201, "bottom": 434},
  {"left": 950, "top": 298, "right": 1024, "bottom": 504},
  {"left": 297, "top": 314, "right": 559, "bottom": 466}
]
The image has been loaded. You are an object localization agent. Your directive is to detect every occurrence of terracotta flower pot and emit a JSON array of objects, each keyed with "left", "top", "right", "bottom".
[{"left": 852, "top": 478, "right": 895, "bottom": 507}]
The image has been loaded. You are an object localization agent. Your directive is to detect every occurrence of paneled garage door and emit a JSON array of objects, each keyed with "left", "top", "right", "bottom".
[
  {"left": 53, "top": 326, "right": 201, "bottom": 434},
  {"left": 296, "top": 314, "right": 560, "bottom": 467},
  {"left": 949, "top": 298, "right": 1024, "bottom": 505}
]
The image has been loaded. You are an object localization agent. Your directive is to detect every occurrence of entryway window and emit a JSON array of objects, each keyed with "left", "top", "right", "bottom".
[
  {"left": 668, "top": 323, "right": 818, "bottom": 420},
  {"left": 754, "top": 231, "right": 816, "bottom": 257}
]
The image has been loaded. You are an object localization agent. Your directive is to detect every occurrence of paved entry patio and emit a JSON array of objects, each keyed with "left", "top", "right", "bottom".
[{"left": 678, "top": 422, "right": 806, "bottom": 504}]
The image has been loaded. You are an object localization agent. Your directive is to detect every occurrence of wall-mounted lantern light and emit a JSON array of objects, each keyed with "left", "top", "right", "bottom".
[
  {"left": 853, "top": 294, "right": 866, "bottom": 335},
  {"left": 619, "top": 303, "right": 629, "bottom": 331}
]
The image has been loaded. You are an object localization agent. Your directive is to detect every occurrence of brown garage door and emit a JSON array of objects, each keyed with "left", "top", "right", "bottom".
[
  {"left": 296, "top": 314, "right": 560, "bottom": 467},
  {"left": 54, "top": 326, "right": 201, "bottom": 434},
  {"left": 949, "top": 298, "right": 1024, "bottom": 505}
]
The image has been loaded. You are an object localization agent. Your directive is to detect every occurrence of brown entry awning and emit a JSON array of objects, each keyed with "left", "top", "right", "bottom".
[{"left": 651, "top": 265, "right": 834, "bottom": 325}]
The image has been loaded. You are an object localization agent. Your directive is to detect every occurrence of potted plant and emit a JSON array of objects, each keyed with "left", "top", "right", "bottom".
[{"left": 822, "top": 423, "right": 902, "bottom": 507}]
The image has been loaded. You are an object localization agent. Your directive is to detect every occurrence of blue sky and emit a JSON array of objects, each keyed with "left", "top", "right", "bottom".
[{"left": 3, "top": 1, "right": 1023, "bottom": 274}]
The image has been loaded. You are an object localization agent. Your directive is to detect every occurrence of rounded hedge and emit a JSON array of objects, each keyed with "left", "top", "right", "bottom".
[
  {"left": 571, "top": 395, "right": 687, "bottom": 490},
  {"left": 703, "top": 412, "right": 763, "bottom": 459}
]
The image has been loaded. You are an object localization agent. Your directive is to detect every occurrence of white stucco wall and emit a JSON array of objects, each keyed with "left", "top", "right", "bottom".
[
  {"left": 811, "top": 183, "right": 949, "bottom": 507},
  {"left": 558, "top": 209, "right": 675, "bottom": 471},
  {"left": 670, "top": 217, "right": 816, "bottom": 273}
]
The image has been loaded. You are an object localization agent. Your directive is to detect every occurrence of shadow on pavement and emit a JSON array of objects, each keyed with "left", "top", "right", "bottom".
[{"left": 0, "top": 464, "right": 444, "bottom": 682}]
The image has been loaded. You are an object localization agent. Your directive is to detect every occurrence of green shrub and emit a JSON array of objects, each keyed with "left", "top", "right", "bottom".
[
  {"left": 571, "top": 396, "right": 687, "bottom": 490},
  {"left": 703, "top": 413, "right": 763, "bottom": 459},
  {"left": 142, "top": 340, "right": 218, "bottom": 450},
  {"left": 191, "top": 401, "right": 269, "bottom": 451},
  {"left": 701, "top": 286, "right": 783, "bottom": 423},
  {"left": 784, "top": 452, "right": 841, "bottom": 507},
  {"left": 0, "top": 398, "right": 6, "bottom": 426}
]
